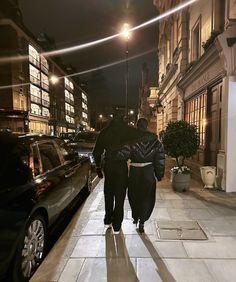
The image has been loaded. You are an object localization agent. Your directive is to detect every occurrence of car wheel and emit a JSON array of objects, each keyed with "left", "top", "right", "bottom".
[
  {"left": 12, "top": 214, "right": 46, "bottom": 281},
  {"left": 85, "top": 168, "right": 93, "bottom": 193}
]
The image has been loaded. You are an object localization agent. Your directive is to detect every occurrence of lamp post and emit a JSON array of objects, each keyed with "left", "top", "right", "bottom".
[
  {"left": 121, "top": 23, "right": 131, "bottom": 122},
  {"left": 49, "top": 74, "right": 59, "bottom": 136}
]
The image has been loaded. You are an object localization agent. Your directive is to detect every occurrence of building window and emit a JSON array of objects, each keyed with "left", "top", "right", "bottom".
[
  {"left": 29, "top": 44, "right": 40, "bottom": 67},
  {"left": 30, "top": 84, "right": 40, "bottom": 96},
  {"left": 29, "top": 65, "right": 40, "bottom": 86},
  {"left": 42, "top": 107, "right": 50, "bottom": 117},
  {"left": 82, "top": 112, "right": 88, "bottom": 119},
  {"left": 31, "top": 103, "right": 41, "bottom": 115},
  {"left": 42, "top": 91, "right": 50, "bottom": 107},
  {"left": 185, "top": 93, "right": 206, "bottom": 146},
  {"left": 192, "top": 18, "right": 201, "bottom": 61},
  {"left": 65, "top": 77, "right": 73, "bottom": 92},
  {"left": 69, "top": 81, "right": 74, "bottom": 90},
  {"left": 82, "top": 92, "right": 87, "bottom": 101},
  {"left": 41, "top": 55, "right": 49, "bottom": 74},
  {"left": 41, "top": 73, "right": 49, "bottom": 91},
  {"left": 82, "top": 102, "right": 87, "bottom": 110}
]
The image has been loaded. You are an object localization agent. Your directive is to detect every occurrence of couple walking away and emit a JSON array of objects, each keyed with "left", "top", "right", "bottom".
[{"left": 92, "top": 110, "right": 165, "bottom": 234}]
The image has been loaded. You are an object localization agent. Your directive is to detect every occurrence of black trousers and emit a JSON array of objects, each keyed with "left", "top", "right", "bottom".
[
  {"left": 128, "top": 165, "right": 156, "bottom": 223},
  {"left": 104, "top": 161, "right": 128, "bottom": 229}
]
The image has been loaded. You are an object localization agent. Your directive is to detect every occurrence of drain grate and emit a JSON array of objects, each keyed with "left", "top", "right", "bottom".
[{"left": 156, "top": 221, "right": 208, "bottom": 240}]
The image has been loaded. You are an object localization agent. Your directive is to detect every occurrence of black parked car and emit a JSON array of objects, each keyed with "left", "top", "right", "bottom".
[
  {"left": 0, "top": 133, "right": 92, "bottom": 281},
  {"left": 67, "top": 131, "right": 99, "bottom": 165},
  {"left": 59, "top": 132, "right": 76, "bottom": 143}
]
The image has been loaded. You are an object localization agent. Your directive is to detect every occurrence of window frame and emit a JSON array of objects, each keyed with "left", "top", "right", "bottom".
[{"left": 191, "top": 16, "right": 201, "bottom": 61}]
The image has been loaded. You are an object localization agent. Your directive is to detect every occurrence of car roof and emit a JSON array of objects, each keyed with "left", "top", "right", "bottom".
[{"left": 0, "top": 132, "right": 59, "bottom": 146}]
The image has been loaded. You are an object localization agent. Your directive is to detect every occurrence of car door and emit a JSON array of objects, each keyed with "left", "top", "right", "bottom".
[
  {"left": 55, "top": 139, "right": 90, "bottom": 197},
  {"left": 32, "top": 140, "right": 76, "bottom": 223}
]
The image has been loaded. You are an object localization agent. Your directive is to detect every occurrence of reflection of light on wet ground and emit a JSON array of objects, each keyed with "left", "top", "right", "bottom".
[{"left": 0, "top": 0, "right": 197, "bottom": 64}]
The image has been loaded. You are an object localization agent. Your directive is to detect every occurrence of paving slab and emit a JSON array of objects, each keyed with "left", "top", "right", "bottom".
[{"left": 30, "top": 177, "right": 236, "bottom": 282}]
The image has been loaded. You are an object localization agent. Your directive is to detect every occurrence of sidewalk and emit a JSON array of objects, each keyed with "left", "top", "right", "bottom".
[{"left": 31, "top": 177, "right": 236, "bottom": 282}]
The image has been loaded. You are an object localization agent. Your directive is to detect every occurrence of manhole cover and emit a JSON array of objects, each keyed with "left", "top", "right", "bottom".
[{"left": 156, "top": 221, "right": 208, "bottom": 240}]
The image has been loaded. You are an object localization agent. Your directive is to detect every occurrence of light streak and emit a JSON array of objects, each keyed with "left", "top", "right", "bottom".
[
  {"left": 0, "top": 49, "right": 155, "bottom": 89},
  {"left": 0, "top": 0, "right": 197, "bottom": 64}
]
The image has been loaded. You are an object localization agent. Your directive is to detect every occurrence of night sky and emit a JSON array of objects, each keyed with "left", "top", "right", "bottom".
[{"left": 18, "top": 0, "right": 158, "bottom": 113}]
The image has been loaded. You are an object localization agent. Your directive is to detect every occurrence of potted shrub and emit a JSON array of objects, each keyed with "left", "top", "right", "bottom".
[{"left": 161, "top": 120, "right": 199, "bottom": 192}]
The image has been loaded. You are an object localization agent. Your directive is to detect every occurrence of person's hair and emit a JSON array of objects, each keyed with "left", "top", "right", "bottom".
[{"left": 137, "top": 118, "right": 148, "bottom": 131}]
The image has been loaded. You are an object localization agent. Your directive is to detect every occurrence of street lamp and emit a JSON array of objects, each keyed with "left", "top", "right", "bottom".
[
  {"left": 49, "top": 74, "right": 59, "bottom": 135},
  {"left": 50, "top": 74, "right": 59, "bottom": 85},
  {"left": 121, "top": 23, "right": 132, "bottom": 122}
]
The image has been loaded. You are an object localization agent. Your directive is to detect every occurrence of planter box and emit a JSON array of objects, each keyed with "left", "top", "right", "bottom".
[{"left": 172, "top": 173, "right": 191, "bottom": 192}]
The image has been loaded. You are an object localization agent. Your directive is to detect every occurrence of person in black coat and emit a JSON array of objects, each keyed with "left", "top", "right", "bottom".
[
  {"left": 92, "top": 110, "right": 139, "bottom": 233},
  {"left": 127, "top": 118, "right": 165, "bottom": 233}
]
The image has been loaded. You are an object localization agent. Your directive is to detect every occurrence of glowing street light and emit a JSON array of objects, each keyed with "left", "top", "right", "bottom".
[
  {"left": 121, "top": 23, "right": 132, "bottom": 123},
  {"left": 129, "top": 109, "right": 134, "bottom": 115},
  {"left": 121, "top": 23, "right": 131, "bottom": 40},
  {"left": 99, "top": 114, "right": 103, "bottom": 119},
  {"left": 50, "top": 75, "right": 59, "bottom": 84}
]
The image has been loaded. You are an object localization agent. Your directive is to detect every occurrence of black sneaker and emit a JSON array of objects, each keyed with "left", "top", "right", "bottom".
[
  {"left": 104, "top": 217, "right": 112, "bottom": 225},
  {"left": 138, "top": 223, "right": 144, "bottom": 233},
  {"left": 112, "top": 224, "right": 121, "bottom": 234},
  {"left": 133, "top": 219, "right": 138, "bottom": 225}
]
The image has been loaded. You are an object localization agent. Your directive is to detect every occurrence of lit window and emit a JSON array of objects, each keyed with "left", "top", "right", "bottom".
[
  {"left": 69, "top": 81, "right": 74, "bottom": 90},
  {"left": 82, "top": 102, "right": 87, "bottom": 110},
  {"left": 82, "top": 92, "right": 87, "bottom": 101},
  {"left": 30, "top": 84, "right": 40, "bottom": 97},
  {"left": 42, "top": 107, "right": 50, "bottom": 117},
  {"left": 31, "top": 103, "right": 41, "bottom": 115},
  {"left": 70, "top": 93, "right": 74, "bottom": 101},
  {"left": 29, "top": 44, "right": 40, "bottom": 66},
  {"left": 65, "top": 77, "right": 70, "bottom": 88},
  {"left": 82, "top": 112, "right": 88, "bottom": 119},
  {"left": 185, "top": 93, "right": 206, "bottom": 146},
  {"left": 41, "top": 73, "right": 49, "bottom": 89},
  {"left": 41, "top": 55, "right": 49, "bottom": 70},
  {"left": 29, "top": 65, "right": 40, "bottom": 85}
]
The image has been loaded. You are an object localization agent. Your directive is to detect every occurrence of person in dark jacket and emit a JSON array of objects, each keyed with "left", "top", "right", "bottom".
[
  {"left": 92, "top": 110, "right": 139, "bottom": 234},
  {"left": 127, "top": 118, "right": 165, "bottom": 233}
]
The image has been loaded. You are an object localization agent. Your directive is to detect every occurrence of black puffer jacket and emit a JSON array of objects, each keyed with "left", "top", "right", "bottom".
[{"left": 115, "top": 132, "right": 165, "bottom": 181}]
